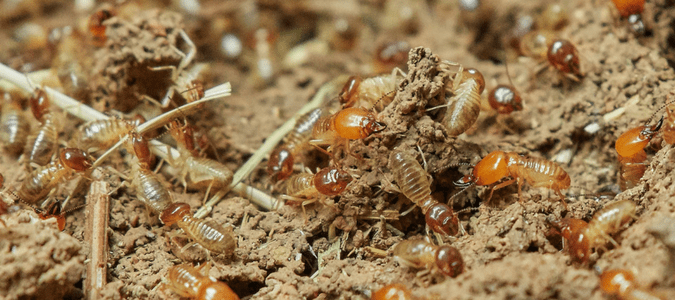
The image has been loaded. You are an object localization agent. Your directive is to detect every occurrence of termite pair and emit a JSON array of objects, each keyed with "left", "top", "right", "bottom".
[
  {"left": 164, "top": 264, "right": 239, "bottom": 300},
  {"left": 456, "top": 150, "right": 571, "bottom": 208},
  {"left": 548, "top": 200, "right": 636, "bottom": 263},
  {"left": 600, "top": 269, "right": 666, "bottom": 300},
  {"left": 393, "top": 239, "right": 464, "bottom": 278}
]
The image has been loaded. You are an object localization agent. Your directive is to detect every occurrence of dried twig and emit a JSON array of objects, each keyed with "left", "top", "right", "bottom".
[{"left": 84, "top": 178, "right": 109, "bottom": 300}]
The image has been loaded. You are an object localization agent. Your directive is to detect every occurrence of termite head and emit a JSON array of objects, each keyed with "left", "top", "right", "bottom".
[
  {"left": 130, "top": 114, "right": 146, "bottom": 127},
  {"left": 435, "top": 245, "right": 464, "bottom": 277},
  {"left": 334, "top": 107, "right": 387, "bottom": 140},
  {"left": 168, "top": 120, "right": 195, "bottom": 152},
  {"left": 461, "top": 68, "right": 486, "bottom": 94},
  {"left": 615, "top": 116, "right": 663, "bottom": 158},
  {"left": 34, "top": 201, "right": 66, "bottom": 231},
  {"left": 627, "top": 14, "right": 645, "bottom": 35},
  {"left": 60, "top": 148, "right": 94, "bottom": 171},
  {"left": 488, "top": 85, "right": 523, "bottom": 114},
  {"left": 267, "top": 147, "right": 294, "bottom": 181},
  {"left": 88, "top": 8, "right": 115, "bottom": 46},
  {"left": 425, "top": 203, "right": 459, "bottom": 236},
  {"left": 371, "top": 284, "right": 413, "bottom": 300},
  {"left": 132, "top": 132, "right": 154, "bottom": 168},
  {"left": 160, "top": 202, "right": 191, "bottom": 226},
  {"left": 460, "top": 151, "right": 509, "bottom": 186},
  {"left": 547, "top": 39, "right": 582, "bottom": 77},
  {"left": 338, "top": 76, "right": 362, "bottom": 108},
  {"left": 29, "top": 88, "right": 50, "bottom": 122},
  {"left": 599, "top": 269, "right": 634, "bottom": 295},
  {"left": 314, "top": 167, "right": 353, "bottom": 196}
]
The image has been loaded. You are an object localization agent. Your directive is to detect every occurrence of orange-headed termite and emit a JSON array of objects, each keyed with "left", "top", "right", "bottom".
[
  {"left": 547, "top": 39, "right": 583, "bottom": 78},
  {"left": 389, "top": 150, "right": 459, "bottom": 236},
  {"left": 164, "top": 264, "right": 240, "bottom": 300},
  {"left": 456, "top": 150, "right": 571, "bottom": 208},
  {"left": 160, "top": 202, "right": 236, "bottom": 256},
  {"left": 615, "top": 117, "right": 663, "bottom": 191},
  {"left": 88, "top": 8, "right": 115, "bottom": 47},
  {"left": 393, "top": 239, "right": 464, "bottom": 278},
  {"left": 488, "top": 84, "right": 523, "bottom": 114},
  {"left": 600, "top": 269, "right": 665, "bottom": 300},
  {"left": 129, "top": 131, "right": 172, "bottom": 214}
]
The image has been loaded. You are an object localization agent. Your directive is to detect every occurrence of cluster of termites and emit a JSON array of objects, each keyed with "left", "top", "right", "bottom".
[{"left": 0, "top": 0, "right": 671, "bottom": 299}]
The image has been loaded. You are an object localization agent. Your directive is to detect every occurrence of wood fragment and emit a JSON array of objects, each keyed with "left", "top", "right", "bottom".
[{"left": 84, "top": 178, "right": 109, "bottom": 300}]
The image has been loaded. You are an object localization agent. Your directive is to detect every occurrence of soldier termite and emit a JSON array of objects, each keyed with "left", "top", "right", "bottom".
[
  {"left": 310, "top": 107, "right": 386, "bottom": 154},
  {"left": 614, "top": 117, "right": 662, "bottom": 191}
]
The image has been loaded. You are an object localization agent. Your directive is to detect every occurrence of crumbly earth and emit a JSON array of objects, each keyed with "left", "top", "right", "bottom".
[{"left": 1, "top": 0, "right": 675, "bottom": 299}]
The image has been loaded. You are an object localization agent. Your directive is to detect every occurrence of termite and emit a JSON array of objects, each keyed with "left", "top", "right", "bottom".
[
  {"left": 70, "top": 115, "right": 145, "bottom": 153},
  {"left": 268, "top": 108, "right": 325, "bottom": 181},
  {"left": 373, "top": 40, "right": 410, "bottom": 74},
  {"left": 488, "top": 84, "right": 523, "bottom": 114},
  {"left": 614, "top": 117, "right": 663, "bottom": 191},
  {"left": 547, "top": 39, "right": 583, "bottom": 78},
  {"left": 600, "top": 269, "right": 665, "bottom": 300},
  {"left": 389, "top": 150, "right": 459, "bottom": 236},
  {"left": 160, "top": 202, "right": 236, "bottom": 256},
  {"left": 0, "top": 92, "right": 30, "bottom": 155},
  {"left": 611, "top": 0, "right": 646, "bottom": 34},
  {"left": 281, "top": 165, "right": 353, "bottom": 217},
  {"left": 371, "top": 283, "right": 415, "bottom": 300},
  {"left": 520, "top": 30, "right": 556, "bottom": 60},
  {"left": 393, "top": 239, "right": 464, "bottom": 278},
  {"left": 442, "top": 67, "right": 486, "bottom": 137},
  {"left": 87, "top": 8, "right": 115, "bottom": 47},
  {"left": 167, "top": 120, "right": 233, "bottom": 196},
  {"left": 310, "top": 107, "right": 386, "bottom": 152},
  {"left": 339, "top": 70, "right": 405, "bottom": 110},
  {"left": 129, "top": 131, "right": 172, "bottom": 214},
  {"left": 164, "top": 264, "right": 240, "bottom": 300},
  {"left": 548, "top": 200, "right": 637, "bottom": 263},
  {"left": 25, "top": 87, "right": 60, "bottom": 167},
  {"left": 17, "top": 148, "right": 94, "bottom": 207},
  {"left": 455, "top": 150, "right": 571, "bottom": 208}
]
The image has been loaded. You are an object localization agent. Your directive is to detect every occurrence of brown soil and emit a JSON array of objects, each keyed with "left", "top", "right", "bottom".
[{"left": 1, "top": 0, "right": 675, "bottom": 299}]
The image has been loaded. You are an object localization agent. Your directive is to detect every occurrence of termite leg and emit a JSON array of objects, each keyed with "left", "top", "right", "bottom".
[
  {"left": 555, "top": 189, "right": 568, "bottom": 210},
  {"left": 489, "top": 178, "right": 517, "bottom": 201}
]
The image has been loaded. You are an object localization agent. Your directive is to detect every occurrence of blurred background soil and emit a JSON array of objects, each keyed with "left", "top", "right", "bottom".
[{"left": 1, "top": 0, "right": 675, "bottom": 299}]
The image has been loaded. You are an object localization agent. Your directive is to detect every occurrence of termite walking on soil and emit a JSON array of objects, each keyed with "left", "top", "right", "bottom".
[
  {"left": 455, "top": 150, "right": 571, "bottom": 208},
  {"left": 393, "top": 239, "right": 464, "bottom": 278},
  {"left": 441, "top": 67, "right": 486, "bottom": 137},
  {"left": 548, "top": 200, "right": 637, "bottom": 263},
  {"left": 488, "top": 84, "right": 523, "bottom": 115},
  {"left": 389, "top": 150, "right": 459, "bottom": 236},
  {"left": 0, "top": 92, "right": 30, "bottom": 155},
  {"left": 25, "top": 87, "right": 60, "bottom": 167},
  {"left": 519, "top": 31, "right": 583, "bottom": 80},
  {"left": 280, "top": 165, "right": 353, "bottom": 218},
  {"left": 600, "top": 269, "right": 666, "bottom": 300},
  {"left": 268, "top": 108, "right": 325, "bottom": 181},
  {"left": 164, "top": 264, "right": 240, "bottom": 300},
  {"left": 370, "top": 283, "right": 416, "bottom": 300},
  {"left": 614, "top": 117, "right": 663, "bottom": 191},
  {"left": 160, "top": 202, "right": 236, "bottom": 256}
]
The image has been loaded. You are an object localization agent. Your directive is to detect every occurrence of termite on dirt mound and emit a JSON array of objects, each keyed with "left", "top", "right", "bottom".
[
  {"left": 310, "top": 107, "right": 386, "bottom": 154},
  {"left": 339, "top": 70, "right": 405, "bottom": 110},
  {"left": 394, "top": 239, "right": 464, "bottom": 278},
  {"left": 600, "top": 269, "right": 666, "bottom": 300},
  {"left": 389, "top": 150, "right": 459, "bottom": 236},
  {"left": 160, "top": 202, "right": 236, "bottom": 256},
  {"left": 455, "top": 150, "right": 571, "bottom": 208},
  {"left": 164, "top": 264, "right": 240, "bottom": 300},
  {"left": 25, "top": 87, "right": 60, "bottom": 167},
  {"left": 438, "top": 66, "right": 486, "bottom": 137},
  {"left": 268, "top": 108, "right": 325, "bottom": 181},
  {"left": 371, "top": 283, "right": 415, "bottom": 300},
  {"left": 17, "top": 147, "right": 93, "bottom": 207},
  {"left": 548, "top": 200, "right": 637, "bottom": 263},
  {"left": 280, "top": 165, "right": 353, "bottom": 218},
  {"left": 70, "top": 114, "right": 145, "bottom": 153},
  {"left": 611, "top": 0, "right": 646, "bottom": 34},
  {"left": 0, "top": 92, "right": 30, "bottom": 155},
  {"left": 615, "top": 117, "right": 662, "bottom": 191}
]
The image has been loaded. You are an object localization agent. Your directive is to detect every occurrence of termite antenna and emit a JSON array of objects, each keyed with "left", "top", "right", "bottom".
[
  {"left": 371, "top": 89, "right": 395, "bottom": 111},
  {"left": 456, "top": 206, "right": 480, "bottom": 214},
  {"left": 645, "top": 95, "right": 675, "bottom": 124},
  {"left": 449, "top": 182, "right": 474, "bottom": 202},
  {"left": 504, "top": 59, "right": 516, "bottom": 88}
]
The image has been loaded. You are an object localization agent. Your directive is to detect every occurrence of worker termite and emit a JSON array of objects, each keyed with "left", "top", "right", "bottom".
[
  {"left": 339, "top": 70, "right": 405, "bottom": 110},
  {"left": 160, "top": 202, "right": 236, "bottom": 256},
  {"left": 0, "top": 92, "right": 30, "bottom": 155},
  {"left": 70, "top": 115, "right": 145, "bottom": 153},
  {"left": 128, "top": 131, "right": 173, "bottom": 214},
  {"left": 389, "top": 150, "right": 459, "bottom": 236},
  {"left": 488, "top": 84, "right": 523, "bottom": 114},
  {"left": 611, "top": 0, "right": 646, "bottom": 34},
  {"left": 520, "top": 30, "right": 556, "bottom": 60},
  {"left": 87, "top": 8, "right": 115, "bottom": 47},
  {"left": 17, "top": 148, "right": 94, "bottom": 207},
  {"left": 267, "top": 108, "right": 325, "bottom": 181},
  {"left": 548, "top": 200, "right": 637, "bottom": 263},
  {"left": 164, "top": 264, "right": 240, "bottom": 300},
  {"left": 440, "top": 67, "right": 486, "bottom": 137},
  {"left": 599, "top": 269, "right": 666, "bottom": 300},
  {"left": 25, "top": 87, "right": 60, "bottom": 167},
  {"left": 393, "top": 239, "right": 464, "bottom": 278},
  {"left": 370, "top": 283, "right": 415, "bottom": 300},
  {"left": 167, "top": 120, "right": 233, "bottom": 197},
  {"left": 547, "top": 39, "right": 583, "bottom": 79},
  {"left": 614, "top": 117, "right": 662, "bottom": 191},
  {"left": 455, "top": 150, "right": 571, "bottom": 208},
  {"left": 280, "top": 165, "right": 353, "bottom": 217},
  {"left": 310, "top": 107, "right": 387, "bottom": 153}
]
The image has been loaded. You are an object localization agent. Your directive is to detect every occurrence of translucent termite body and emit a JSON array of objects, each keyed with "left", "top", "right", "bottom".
[
  {"left": 615, "top": 117, "right": 662, "bottom": 191},
  {"left": 0, "top": 93, "right": 30, "bottom": 155},
  {"left": 389, "top": 150, "right": 459, "bottom": 236},
  {"left": 268, "top": 108, "right": 325, "bottom": 181},
  {"left": 25, "top": 88, "right": 59, "bottom": 167},
  {"left": 456, "top": 150, "right": 571, "bottom": 208},
  {"left": 165, "top": 264, "right": 240, "bottom": 300},
  {"left": 443, "top": 68, "right": 486, "bottom": 137},
  {"left": 71, "top": 116, "right": 144, "bottom": 153},
  {"left": 600, "top": 269, "right": 665, "bottom": 300},
  {"left": 160, "top": 203, "right": 236, "bottom": 256},
  {"left": 130, "top": 133, "right": 172, "bottom": 213},
  {"left": 393, "top": 239, "right": 464, "bottom": 278},
  {"left": 339, "top": 71, "right": 404, "bottom": 110}
]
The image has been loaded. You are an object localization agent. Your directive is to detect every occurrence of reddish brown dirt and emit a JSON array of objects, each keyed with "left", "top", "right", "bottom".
[{"left": 1, "top": 0, "right": 675, "bottom": 300}]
